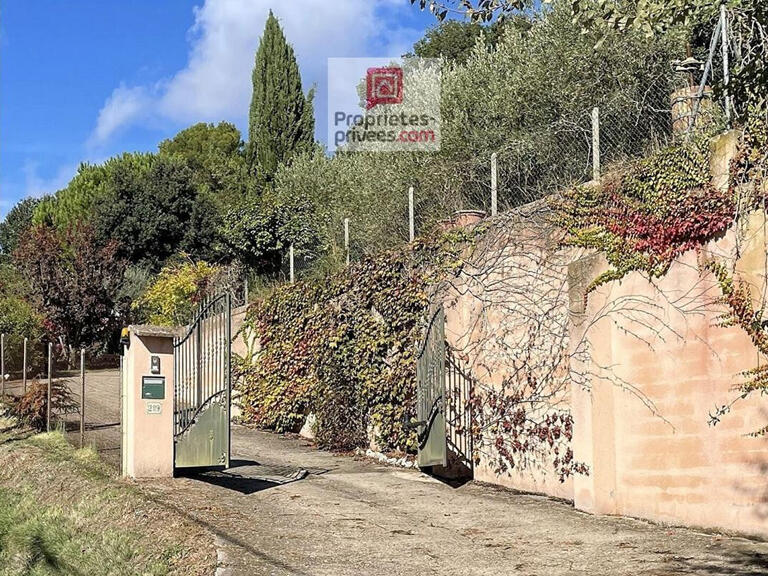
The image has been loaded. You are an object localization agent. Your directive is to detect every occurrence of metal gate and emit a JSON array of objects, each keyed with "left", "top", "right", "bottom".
[
  {"left": 414, "top": 306, "right": 447, "bottom": 468},
  {"left": 173, "top": 293, "right": 231, "bottom": 469}
]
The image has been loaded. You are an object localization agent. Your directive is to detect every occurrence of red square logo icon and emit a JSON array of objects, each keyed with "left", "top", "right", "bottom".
[{"left": 366, "top": 66, "right": 403, "bottom": 110}]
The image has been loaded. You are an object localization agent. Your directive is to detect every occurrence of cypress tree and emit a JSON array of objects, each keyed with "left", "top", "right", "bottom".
[{"left": 248, "top": 11, "right": 315, "bottom": 184}]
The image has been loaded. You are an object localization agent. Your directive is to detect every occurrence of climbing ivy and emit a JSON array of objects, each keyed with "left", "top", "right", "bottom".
[
  {"left": 240, "top": 122, "right": 768, "bottom": 453},
  {"left": 237, "top": 225, "right": 485, "bottom": 452},
  {"left": 553, "top": 136, "right": 735, "bottom": 292},
  {"left": 556, "top": 117, "right": 768, "bottom": 435},
  {"left": 707, "top": 115, "right": 768, "bottom": 435},
  {"left": 705, "top": 260, "right": 768, "bottom": 436}
]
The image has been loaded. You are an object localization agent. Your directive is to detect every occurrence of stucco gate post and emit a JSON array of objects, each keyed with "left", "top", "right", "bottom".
[{"left": 121, "top": 325, "right": 178, "bottom": 478}]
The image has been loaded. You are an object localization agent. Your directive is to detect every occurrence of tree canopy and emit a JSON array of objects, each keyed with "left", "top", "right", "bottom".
[
  {"left": 411, "top": 19, "right": 508, "bottom": 63},
  {"left": 14, "top": 224, "right": 127, "bottom": 354},
  {"left": 0, "top": 197, "right": 40, "bottom": 255},
  {"left": 158, "top": 122, "right": 249, "bottom": 207},
  {"left": 411, "top": 0, "right": 767, "bottom": 120},
  {"left": 92, "top": 154, "right": 219, "bottom": 270},
  {"left": 33, "top": 154, "right": 153, "bottom": 231}
]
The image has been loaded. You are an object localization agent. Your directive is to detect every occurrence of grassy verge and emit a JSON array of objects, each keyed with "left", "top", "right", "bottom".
[{"left": 0, "top": 428, "right": 215, "bottom": 576}]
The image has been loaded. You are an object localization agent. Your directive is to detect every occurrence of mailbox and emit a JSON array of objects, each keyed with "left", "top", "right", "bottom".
[{"left": 141, "top": 376, "right": 165, "bottom": 400}]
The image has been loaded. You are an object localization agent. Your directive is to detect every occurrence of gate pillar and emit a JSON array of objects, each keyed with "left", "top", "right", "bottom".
[{"left": 121, "top": 325, "right": 177, "bottom": 479}]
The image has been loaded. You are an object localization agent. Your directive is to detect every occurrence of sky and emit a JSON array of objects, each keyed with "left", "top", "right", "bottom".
[{"left": 0, "top": 0, "right": 439, "bottom": 218}]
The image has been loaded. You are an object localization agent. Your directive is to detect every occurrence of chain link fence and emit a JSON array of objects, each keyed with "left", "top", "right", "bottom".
[
  {"left": 267, "top": 50, "right": 725, "bottom": 283},
  {"left": 403, "top": 11, "right": 733, "bottom": 227},
  {"left": 461, "top": 72, "right": 726, "bottom": 217},
  {"left": 0, "top": 335, "right": 122, "bottom": 466}
]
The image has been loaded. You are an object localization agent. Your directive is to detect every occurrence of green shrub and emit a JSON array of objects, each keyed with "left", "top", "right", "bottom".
[
  {"left": 0, "top": 296, "right": 46, "bottom": 378},
  {"left": 133, "top": 258, "right": 220, "bottom": 326}
]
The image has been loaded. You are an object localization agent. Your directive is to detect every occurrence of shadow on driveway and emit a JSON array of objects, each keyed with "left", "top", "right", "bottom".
[
  {"left": 674, "top": 546, "right": 768, "bottom": 576},
  {"left": 177, "top": 458, "right": 329, "bottom": 495}
]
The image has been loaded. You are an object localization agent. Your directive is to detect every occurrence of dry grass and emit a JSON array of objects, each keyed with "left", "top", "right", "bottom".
[{"left": 0, "top": 429, "right": 216, "bottom": 576}]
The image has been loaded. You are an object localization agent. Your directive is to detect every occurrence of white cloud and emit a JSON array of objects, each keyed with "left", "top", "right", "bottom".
[
  {"left": 22, "top": 160, "right": 78, "bottom": 198},
  {"left": 91, "top": 84, "right": 152, "bottom": 143},
  {"left": 91, "top": 0, "right": 420, "bottom": 144}
]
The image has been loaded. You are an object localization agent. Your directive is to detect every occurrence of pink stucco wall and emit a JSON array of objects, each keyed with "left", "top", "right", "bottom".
[
  {"left": 443, "top": 203, "right": 579, "bottom": 500},
  {"left": 443, "top": 131, "right": 768, "bottom": 537},
  {"left": 569, "top": 203, "right": 768, "bottom": 537},
  {"left": 122, "top": 328, "right": 176, "bottom": 479},
  {"left": 570, "top": 248, "right": 768, "bottom": 537}
]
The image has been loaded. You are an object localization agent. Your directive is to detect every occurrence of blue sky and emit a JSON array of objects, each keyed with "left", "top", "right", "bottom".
[{"left": 0, "top": 0, "right": 439, "bottom": 218}]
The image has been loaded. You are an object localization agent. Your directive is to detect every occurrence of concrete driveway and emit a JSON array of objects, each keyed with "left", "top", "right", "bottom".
[
  {"left": 141, "top": 427, "right": 768, "bottom": 576},
  {"left": 19, "top": 368, "right": 767, "bottom": 575}
]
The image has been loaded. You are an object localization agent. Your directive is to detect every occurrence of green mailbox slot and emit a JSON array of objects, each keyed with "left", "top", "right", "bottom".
[{"left": 142, "top": 376, "right": 165, "bottom": 400}]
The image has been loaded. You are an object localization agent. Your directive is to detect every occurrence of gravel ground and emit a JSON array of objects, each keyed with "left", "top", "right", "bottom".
[{"left": 10, "top": 369, "right": 768, "bottom": 576}]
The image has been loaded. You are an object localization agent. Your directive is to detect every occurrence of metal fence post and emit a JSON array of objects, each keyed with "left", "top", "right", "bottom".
[
  {"left": 591, "top": 107, "right": 600, "bottom": 183},
  {"left": 289, "top": 244, "right": 295, "bottom": 283},
  {"left": 343, "top": 218, "right": 350, "bottom": 265},
  {"left": 408, "top": 186, "right": 415, "bottom": 242},
  {"left": 690, "top": 16, "right": 722, "bottom": 138},
  {"left": 244, "top": 277, "right": 249, "bottom": 306},
  {"left": 80, "top": 348, "right": 85, "bottom": 448},
  {"left": 720, "top": 4, "right": 731, "bottom": 126},
  {"left": 490, "top": 152, "right": 498, "bottom": 216},
  {"left": 47, "top": 342, "right": 52, "bottom": 433},
  {"left": 22, "top": 337, "right": 27, "bottom": 394}
]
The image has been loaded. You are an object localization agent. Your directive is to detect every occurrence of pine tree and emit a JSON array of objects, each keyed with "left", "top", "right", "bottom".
[{"left": 248, "top": 11, "right": 315, "bottom": 184}]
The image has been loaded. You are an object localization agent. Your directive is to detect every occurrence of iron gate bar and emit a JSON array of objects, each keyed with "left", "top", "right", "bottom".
[
  {"left": 173, "top": 293, "right": 231, "bottom": 469},
  {"left": 414, "top": 305, "right": 447, "bottom": 468},
  {"left": 445, "top": 347, "right": 474, "bottom": 472},
  {"left": 174, "top": 294, "right": 226, "bottom": 436}
]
